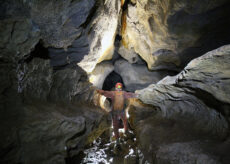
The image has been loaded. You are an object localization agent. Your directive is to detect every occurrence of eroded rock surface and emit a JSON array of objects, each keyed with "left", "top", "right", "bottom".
[
  {"left": 121, "top": 0, "right": 230, "bottom": 70},
  {"left": 156, "top": 142, "right": 221, "bottom": 164},
  {"left": 0, "top": 58, "right": 110, "bottom": 164},
  {"left": 0, "top": 0, "right": 121, "bottom": 73},
  {"left": 114, "top": 59, "right": 174, "bottom": 91},
  {"left": 132, "top": 45, "right": 230, "bottom": 163},
  {"left": 89, "top": 61, "right": 114, "bottom": 89},
  {"left": 1, "top": 0, "right": 230, "bottom": 164}
]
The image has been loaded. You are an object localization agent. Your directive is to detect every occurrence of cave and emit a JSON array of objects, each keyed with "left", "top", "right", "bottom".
[
  {"left": 1, "top": 0, "right": 230, "bottom": 164},
  {"left": 102, "top": 71, "right": 124, "bottom": 91}
]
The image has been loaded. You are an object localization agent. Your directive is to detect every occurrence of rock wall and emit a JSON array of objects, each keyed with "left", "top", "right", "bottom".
[
  {"left": 121, "top": 0, "right": 230, "bottom": 71},
  {"left": 131, "top": 45, "right": 230, "bottom": 163},
  {"left": 0, "top": 57, "right": 110, "bottom": 164},
  {"left": 0, "top": 0, "right": 121, "bottom": 73},
  {"left": 1, "top": 0, "right": 230, "bottom": 164},
  {"left": 114, "top": 59, "right": 173, "bottom": 91}
]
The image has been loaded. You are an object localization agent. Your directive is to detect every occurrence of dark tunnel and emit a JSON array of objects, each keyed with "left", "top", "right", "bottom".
[{"left": 102, "top": 71, "right": 125, "bottom": 91}]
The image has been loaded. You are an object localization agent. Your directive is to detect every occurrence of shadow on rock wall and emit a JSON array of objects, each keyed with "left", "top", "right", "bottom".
[{"left": 0, "top": 54, "right": 110, "bottom": 164}]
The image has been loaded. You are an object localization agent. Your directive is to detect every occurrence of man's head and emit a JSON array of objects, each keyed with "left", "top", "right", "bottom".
[{"left": 115, "top": 82, "right": 123, "bottom": 91}]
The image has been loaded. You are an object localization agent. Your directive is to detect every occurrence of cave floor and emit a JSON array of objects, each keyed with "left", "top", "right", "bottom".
[{"left": 70, "top": 129, "right": 144, "bottom": 164}]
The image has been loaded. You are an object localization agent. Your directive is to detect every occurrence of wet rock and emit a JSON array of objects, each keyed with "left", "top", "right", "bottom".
[
  {"left": 79, "top": 128, "right": 140, "bottom": 164},
  {"left": 124, "top": 155, "right": 137, "bottom": 164},
  {"left": 114, "top": 59, "right": 174, "bottom": 91}
]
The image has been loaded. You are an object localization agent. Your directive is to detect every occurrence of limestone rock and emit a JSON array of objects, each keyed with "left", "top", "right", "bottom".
[
  {"left": 132, "top": 45, "right": 230, "bottom": 163},
  {"left": 89, "top": 61, "right": 114, "bottom": 89},
  {"left": 0, "top": 0, "right": 121, "bottom": 74},
  {"left": 177, "top": 45, "right": 230, "bottom": 105},
  {"left": 19, "top": 58, "right": 92, "bottom": 103},
  {"left": 49, "top": 66, "right": 91, "bottom": 103},
  {"left": 156, "top": 142, "right": 220, "bottom": 164},
  {"left": 77, "top": 0, "right": 121, "bottom": 72},
  {"left": 157, "top": 75, "right": 178, "bottom": 85},
  {"left": 122, "top": 0, "right": 230, "bottom": 70},
  {"left": 0, "top": 57, "right": 109, "bottom": 164},
  {"left": 29, "top": 0, "right": 95, "bottom": 48},
  {"left": 0, "top": 18, "right": 40, "bottom": 61},
  {"left": 18, "top": 112, "right": 86, "bottom": 164},
  {"left": 117, "top": 44, "right": 143, "bottom": 64},
  {"left": 18, "top": 58, "right": 53, "bottom": 100},
  {"left": 49, "top": 35, "right": 90, "bottom": 67},
  {"left": 114, "top": 59, "right": 172, "bottom": 91}
]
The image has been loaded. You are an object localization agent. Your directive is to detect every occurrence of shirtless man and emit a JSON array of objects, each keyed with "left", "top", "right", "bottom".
[{"left": 97, "top": 82, "right": 138, "bottom": 145}]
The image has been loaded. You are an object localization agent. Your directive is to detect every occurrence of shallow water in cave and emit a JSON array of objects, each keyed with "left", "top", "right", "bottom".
[{"left": 74, "top": 129, "right": 145, "bottom": 164}]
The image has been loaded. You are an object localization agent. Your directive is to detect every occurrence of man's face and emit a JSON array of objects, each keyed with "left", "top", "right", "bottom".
[{"left": 115, "top": 87, "right": 122, "bottom": 91}]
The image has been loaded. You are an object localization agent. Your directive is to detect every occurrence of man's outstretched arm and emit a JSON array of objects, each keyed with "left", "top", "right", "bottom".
[
  {"left": 97, "top": 90, "right": 114, "bottom": 98},
  {"left": 124, "top": 91, "right": 139, "bottom": 99}
]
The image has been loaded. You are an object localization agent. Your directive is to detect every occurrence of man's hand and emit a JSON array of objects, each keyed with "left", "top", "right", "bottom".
[
  {"left": 97, "top": 90, "right": 102, "bottom": 94},
  {"left": 134, "top": 91, "right": 140, "bottom": 99}
]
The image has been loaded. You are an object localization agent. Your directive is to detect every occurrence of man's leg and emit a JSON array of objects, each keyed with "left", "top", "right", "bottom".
[
  {"left": 120, "top": 110, "right": 128, "bottom": 133},
  {"left": 112, "top": 112, "right": 119, "bottom": 141}
]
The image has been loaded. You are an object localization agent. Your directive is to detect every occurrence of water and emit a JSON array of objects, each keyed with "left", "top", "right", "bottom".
[
  {"left": 78, "top": 130, "right": 146, "bottom": 164},
  {"left": 82, "top": 138, "right": 112, "bottom": 164}
]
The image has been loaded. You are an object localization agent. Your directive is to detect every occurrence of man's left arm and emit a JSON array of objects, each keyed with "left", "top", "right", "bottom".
[{"left": 124, "top": 92, "right": 139, "bottom": 99}]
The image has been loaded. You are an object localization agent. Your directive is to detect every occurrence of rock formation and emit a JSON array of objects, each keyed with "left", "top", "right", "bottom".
[
  {"left": 1, "top": 0, "right": 230, "bottom": 163},
  {"left": 132, "top": 45, "right": 230, "bottom": 163},
  {"left": 1, "top": 57, "right": 111, "bottom": 164},
  {"left": 121, "top": 0, "right": 230, "bottom": 71},
  {"left": 114, "top": 59, "right": 173, "bottom": 91}
]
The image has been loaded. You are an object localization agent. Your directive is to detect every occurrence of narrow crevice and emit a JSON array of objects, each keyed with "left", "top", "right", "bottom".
[
  {"left": 19, "top": 40, "right": 50, "bottom": 64},
  {"left": 121, "top": 0, "right": 130, "bottom": 11},
  {"left": 80, "top": 1, "right": 99, "bottom": 29}
]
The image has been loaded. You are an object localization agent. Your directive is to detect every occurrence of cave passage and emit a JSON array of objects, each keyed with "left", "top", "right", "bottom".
[
  {"left": 22, "top": 40, "right": 50, "bottom": 64},
  {"left": 102, "top": 71, "right": 125, "bottom": 91}
]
